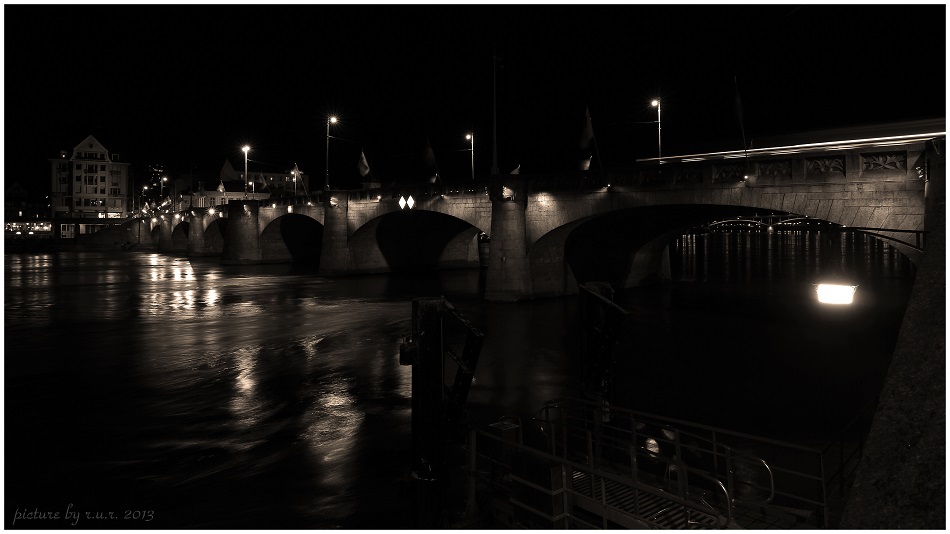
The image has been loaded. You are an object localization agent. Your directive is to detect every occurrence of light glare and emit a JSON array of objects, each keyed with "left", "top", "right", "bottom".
[{"left": 816, "top": 284, "right": 857, "bottom": 305}]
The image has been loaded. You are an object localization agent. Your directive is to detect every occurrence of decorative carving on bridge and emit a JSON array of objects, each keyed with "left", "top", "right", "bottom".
[
  {"left": 758, "top": 160, "right": 791, "bottom": 176},
  {"left": 806, "top": 157, "right": 845, "bottom": 174},
  {"left": 713, "top": 164, "right": 743, "bottom": 183},
  {"left": 674, "top": 167, "right": 702, "bottom": 185},
  {"left": 862, "top": 152, "right": 906, "bottom": 171}
]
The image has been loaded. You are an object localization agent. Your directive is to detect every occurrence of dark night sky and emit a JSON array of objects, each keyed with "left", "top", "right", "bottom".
[{"left": 3, "top": 3, "right": 946, "bottom": 196}]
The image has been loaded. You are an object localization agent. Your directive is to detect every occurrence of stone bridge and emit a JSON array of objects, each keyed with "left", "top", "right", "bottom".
[{"left": 108, "top": 130, "right": 942, "bottom": 301}]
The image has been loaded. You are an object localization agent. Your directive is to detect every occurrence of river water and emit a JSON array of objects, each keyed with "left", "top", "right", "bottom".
[{"left": 4, "top": 229, "right": 914, "bottom": 529}]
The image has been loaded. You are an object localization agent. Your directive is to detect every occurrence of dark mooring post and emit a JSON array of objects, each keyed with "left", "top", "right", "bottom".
[
  {"left": 400, "top": 297, "right": 484, "bottom": 528},
  {"left": 401, "top": 298, "right": 447, "bottom": 528}
]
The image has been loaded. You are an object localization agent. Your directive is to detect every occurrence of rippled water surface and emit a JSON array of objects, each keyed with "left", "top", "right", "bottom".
[{"left": 5, "top": 232, "right": 914, "bottom": 528}]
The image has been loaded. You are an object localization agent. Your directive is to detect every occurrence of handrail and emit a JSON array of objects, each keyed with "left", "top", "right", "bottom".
[
  {"left": 546, "top": 419, "right": 742, "bottom": 523},
  {"left": 538, "top": 408, "right": 780, "bottom": 505},
  {"left": 473, "top": 427, "right": 730, "bottom": 528},
  {"left": 541, "top": 395, "right": 876, "bottom": 528},
  {"left": 545, "top": 397, "right": 825, "bottom": 453}
]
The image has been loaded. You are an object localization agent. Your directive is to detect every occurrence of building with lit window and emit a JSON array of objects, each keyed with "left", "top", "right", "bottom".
[{"left": 49, "top": 135, "right": 130, "bottom": 239}]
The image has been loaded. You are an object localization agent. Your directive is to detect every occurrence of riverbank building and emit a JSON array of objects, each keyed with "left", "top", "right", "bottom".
[{"left": 49, "top": 135, "right": 130, "bottom": 239}]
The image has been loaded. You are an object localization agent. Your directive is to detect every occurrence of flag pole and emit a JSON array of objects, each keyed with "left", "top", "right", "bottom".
[
  {"left": 491, "top": 45, "right": 499, "bottom": 176},
  {"left": 735, "top": 75, "right": 748, "bottom": 159}
]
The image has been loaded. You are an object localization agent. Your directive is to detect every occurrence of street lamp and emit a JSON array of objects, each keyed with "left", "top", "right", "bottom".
[
  {"left": 326, "top": 116, "right": 337, "bottom": 190},
  {"left": 242, "top": 145, "right": 250, "bottom": 198},
  {"left": 465, "top": 133, "right": 474, "bottom": 181},
  {"left": 160, "top": 176, "right": 168, "bottom": 201},
  {"left": 651, "top": 99, "right": 662, "bottom": 160}
]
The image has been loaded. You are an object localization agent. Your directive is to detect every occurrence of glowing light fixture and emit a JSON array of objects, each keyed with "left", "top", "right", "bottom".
[
  {"left": 326, "top": 116, "right": 338, "bottom": 190},
  {"left": 651, "top": 98, "right": 662, "bottom": 160},
  {"left": 465, "top": 133, "right": 474, "bottom": 181},
  {"left": 208, "top": 208, "right": 216, "bottom": 215},
  {"left": 242, "top": 145, "right": 251, "bottom": 198},
  {"left": 816, "top": 284, "right": 857, "bottom": 305},
  {"left": 406, "top": 195, "right": 415, "bottom": 209},
  {"left": 399, "top": 196, "right": 406, "bottom": 209}
]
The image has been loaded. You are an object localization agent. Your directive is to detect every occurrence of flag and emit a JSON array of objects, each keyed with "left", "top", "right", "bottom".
[
  {"left": 358, "top": 151, "right": 371, "bottom": 177},
  {"left": 510, "top": 164, "right": 520, "bottom": 175},
  {"left": 423, "top": 137, "right": 441, "bottom": 183},
  {"left": 579, "top": 106, "right": 594, "bottom": 151},
  {"left": 423, "top": 138, "right": 437, "bottom": 167}
]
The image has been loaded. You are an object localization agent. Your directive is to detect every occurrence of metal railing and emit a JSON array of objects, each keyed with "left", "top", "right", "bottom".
[
  {"left": 534, "top": 397, "right": 875, "bottom": 528},
  {"left": 469, "top": 425, "right": 731, "bottom": 529}
]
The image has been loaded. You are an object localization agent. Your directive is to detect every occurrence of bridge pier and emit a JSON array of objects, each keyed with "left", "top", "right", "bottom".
[
  {"left": 485, "top": 179, "right": 530, "bottom": 301},
  {"left": 187, "top": 208, "right": 211, "bottom": 256},
  {"left": 319, "top": 191, "right": 351, "bottom": 275},
  {"left": 221, "top": 200, "right": 262, "bottom": 264},
  {"left": 156, "top": 216, "right": 173, "bottom": 253}
]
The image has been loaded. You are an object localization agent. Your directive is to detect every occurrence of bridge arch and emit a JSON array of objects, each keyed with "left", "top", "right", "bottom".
[
  {"left": 201, "top": 216, "right": 227, "bottom": 255},
  {"left": 259, "top": 213, "right": 324, "bottom": 264},
  {"left": 528, "top": 204, "right": 843, "bottom": 296},
  {"left": 171, "top": 220, "right": 189, "bottom": 252},
  {"left": 349, "top": 209, "right": 486, "bottom": 273}
]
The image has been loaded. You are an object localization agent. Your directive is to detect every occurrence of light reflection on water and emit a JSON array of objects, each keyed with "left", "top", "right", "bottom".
[
  {"left": 4, "top": 235, "right": 914, "bottom": 528},
  {"left": 5, "top": 252, "right": 427, "bottom": 528}
]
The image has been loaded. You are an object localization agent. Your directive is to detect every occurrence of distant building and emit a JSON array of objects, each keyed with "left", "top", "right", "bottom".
[
  {"left": 5, "top": 182, "right": 51, "bottom": 238},
  {"left": 49, "top": 135, "right": 130, "bottom": 239}
]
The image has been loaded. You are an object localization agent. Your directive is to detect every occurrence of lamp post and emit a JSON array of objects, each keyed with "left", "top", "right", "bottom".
[
  {"left": 465, "top": 133, "right": 474, "bottom": 181},
  {"left": 651, "top": 99, "right": 662, "bottom": 160},
  {"left": 160, "top": 176, "right": 168, "bottom": 202},
  {"left": 326, "top": 116, "right": 337, "bottom": 190},
  {"left": 242, "top": 145, "right": 250, "bottom": 198}
]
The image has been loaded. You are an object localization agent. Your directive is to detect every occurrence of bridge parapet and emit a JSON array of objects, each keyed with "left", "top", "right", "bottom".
[{"left": 344, "top": 186, "right": 493, "bottom": 237}]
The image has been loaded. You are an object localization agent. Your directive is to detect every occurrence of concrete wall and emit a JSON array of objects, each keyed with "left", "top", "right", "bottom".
[{"left": 839, "top": 139, "right": 945, "bottom": 529}]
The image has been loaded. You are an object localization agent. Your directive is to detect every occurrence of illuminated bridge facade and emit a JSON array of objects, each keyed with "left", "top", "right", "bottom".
[{"left": 106, "top": 128, "right": 943, "bottom": 301}]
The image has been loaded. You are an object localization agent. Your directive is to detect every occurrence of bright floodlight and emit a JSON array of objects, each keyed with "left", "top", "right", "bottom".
[
  {"left": 465, "top": 134, "right": 472, "bottom": 140},
  {"left": 651, "top": 99, "right": 659, "bottom": 107},
  {"left": 816, "top": 284, "right": 857, "bottom": 305},
  {"left": 329, "top": 116, "right": 338, "bottom": 124},
  {"left": 242, "top": 145, "right": 250, "bottom": 153}
]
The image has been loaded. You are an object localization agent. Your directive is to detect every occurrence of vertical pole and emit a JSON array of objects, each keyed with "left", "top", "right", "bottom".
[
  {"left": 491, "top": 48, "right": 499, "bottom": 176},
  {"left": 409, "top": 298, "right": 446, "bottom": 528},
  {"left": 325, "top": 118, "right": 330, "bottom": 190}
]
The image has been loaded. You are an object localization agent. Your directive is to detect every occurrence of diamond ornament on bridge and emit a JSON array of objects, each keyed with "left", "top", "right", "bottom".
[
  {"left": 399, "top": 196, "right": 407, "bottom": 209},
  {"left": 407, "top": 195, "right": 415, "bottom": 209}
]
